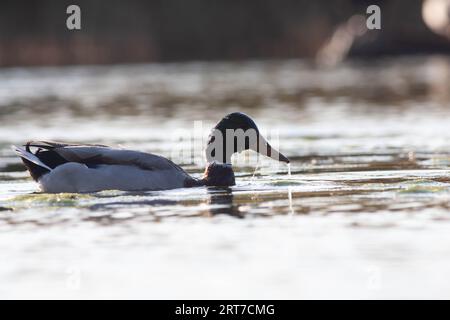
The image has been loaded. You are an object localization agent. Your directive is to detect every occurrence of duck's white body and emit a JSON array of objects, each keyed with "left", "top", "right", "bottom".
[
  {"left": 39, "top": 163, "right": 188, "bottom": 193},
  {"left": 14, "top": 142, "right": 192, "bottom": 193}
]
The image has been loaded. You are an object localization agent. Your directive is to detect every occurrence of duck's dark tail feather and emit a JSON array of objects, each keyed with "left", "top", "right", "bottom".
[{"left": 12, "top": 145, "right": 52, "bottom": 181}]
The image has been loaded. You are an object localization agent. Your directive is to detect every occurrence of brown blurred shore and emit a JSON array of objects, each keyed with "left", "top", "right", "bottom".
[{"left": 0, "top": 0, "right": 449, "bottom": 67}]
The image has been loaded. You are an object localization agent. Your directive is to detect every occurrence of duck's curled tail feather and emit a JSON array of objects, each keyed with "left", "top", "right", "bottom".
[{"left": 12, "top": 145, "right": 52, "bottom": 181}]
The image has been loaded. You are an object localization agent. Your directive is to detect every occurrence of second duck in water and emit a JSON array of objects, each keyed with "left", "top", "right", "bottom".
[{"left": 14, "top": 112, "right": 290, "bottom": 193}]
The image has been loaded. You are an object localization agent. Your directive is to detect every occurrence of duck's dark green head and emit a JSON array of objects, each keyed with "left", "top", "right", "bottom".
[{"left": 206, "top": 112, "right": 290, "bottom": 164}]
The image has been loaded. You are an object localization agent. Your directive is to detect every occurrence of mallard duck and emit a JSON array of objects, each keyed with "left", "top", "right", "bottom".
[{"left": 13, "top": 112, "right": 289, "bottom": 193}]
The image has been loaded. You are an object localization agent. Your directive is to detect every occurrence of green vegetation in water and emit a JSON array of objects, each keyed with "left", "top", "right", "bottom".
[
  {"left": 8, "top": 193, "right": 92, "bottom": 207},
  {"left": 400, "top": 184, "right": 449, "bottom": 194}
]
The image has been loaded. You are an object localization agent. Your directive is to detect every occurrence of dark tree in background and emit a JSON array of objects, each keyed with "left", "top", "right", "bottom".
[{"left": 0, "top": 0, "right": 448, "bottom": 66}]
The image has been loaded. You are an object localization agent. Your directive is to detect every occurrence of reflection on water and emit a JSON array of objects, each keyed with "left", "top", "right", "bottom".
[
  {"left": 0, "top": 56, "right": 450, "bottom": 299},
  {"left": 207, "top": 188, "right": 242, "bottom": 218}
]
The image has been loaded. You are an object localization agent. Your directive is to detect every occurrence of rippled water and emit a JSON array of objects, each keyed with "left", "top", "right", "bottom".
[{"left": 1, "top": 57, "right": 450, "bottom": 299}]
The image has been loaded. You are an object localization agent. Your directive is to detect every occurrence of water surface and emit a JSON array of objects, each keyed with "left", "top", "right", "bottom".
[{"left": 1, "top": 57, "right": 450, "bottom": 299}]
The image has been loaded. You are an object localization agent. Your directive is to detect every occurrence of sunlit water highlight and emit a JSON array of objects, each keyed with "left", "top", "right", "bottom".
[{"left": 0, "top": 57, "right": 450, "bottom": 299}]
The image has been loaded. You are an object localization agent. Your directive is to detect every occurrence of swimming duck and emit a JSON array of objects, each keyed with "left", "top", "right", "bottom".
[{"left": 13, "top": 112, "right": 289, "bottom": 193}]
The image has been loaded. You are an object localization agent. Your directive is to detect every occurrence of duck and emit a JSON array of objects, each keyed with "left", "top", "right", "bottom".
[{"left": 13, "top": 112, "right": 289, "bottom": 193}]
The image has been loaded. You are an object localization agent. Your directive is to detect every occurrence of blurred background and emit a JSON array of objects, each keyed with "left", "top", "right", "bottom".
[
  {"left": 0, "top": 0, "right": 450, "bottom": 66},
  {"left": 1, "top": 1, "right": 450, "bottom": 299}
]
